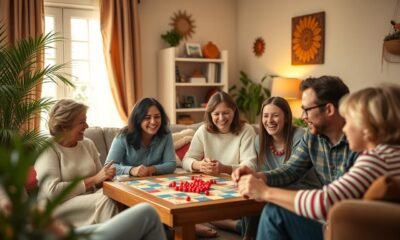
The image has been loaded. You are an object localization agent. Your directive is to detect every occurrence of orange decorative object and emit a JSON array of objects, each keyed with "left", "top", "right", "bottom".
[
  {"left": 202, "top": 42, "right": 220, "bottom": 58},
  {"left": 253, "top": 37, "right": 265, "bottom": 57},
  {"left": 292, "top": 11, "right": 325, "bottom": 65}
]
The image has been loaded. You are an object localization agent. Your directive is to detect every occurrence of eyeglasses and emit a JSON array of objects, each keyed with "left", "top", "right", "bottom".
[{"left": 301, "top": 103, "right": 327, "bottom": 117}]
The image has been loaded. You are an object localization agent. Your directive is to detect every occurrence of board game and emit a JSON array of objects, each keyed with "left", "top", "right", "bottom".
[{"left": 122, "top": 174, "right": 241, "bottom": 205}]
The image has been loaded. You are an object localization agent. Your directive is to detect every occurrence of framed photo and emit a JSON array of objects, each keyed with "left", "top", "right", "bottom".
[
  {"left": 291, "top": 11, "right": 325, "bottom": 65},
  {"left": 186, "top": 43, "right": 203, "bottom": 58},
  {"left": 183, "top": 95, "right": 198, "bottom": 108}
]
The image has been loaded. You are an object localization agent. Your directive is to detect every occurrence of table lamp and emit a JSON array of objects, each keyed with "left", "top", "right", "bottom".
[{"left": 271, "top": 77, "right": 302, "bottom": 117}]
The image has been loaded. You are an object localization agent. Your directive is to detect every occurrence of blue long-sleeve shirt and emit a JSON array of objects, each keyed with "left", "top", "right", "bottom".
[{"left": 105, "top": 132, "right": 176, "bottom": 176}]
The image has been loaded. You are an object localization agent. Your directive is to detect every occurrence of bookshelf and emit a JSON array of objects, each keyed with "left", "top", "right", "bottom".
[{"left": 158, "top": 47, "right": 228, "bottom": 124}]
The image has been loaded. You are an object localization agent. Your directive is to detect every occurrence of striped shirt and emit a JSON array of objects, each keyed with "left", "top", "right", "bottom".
[
  {"left": 265, "top": 130, "right": 358, "bottom": 187},
  {"left": 294, "top": 144, "right": 400, "bottom": 221}
]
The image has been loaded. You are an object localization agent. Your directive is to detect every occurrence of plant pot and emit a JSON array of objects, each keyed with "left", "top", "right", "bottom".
[{"left": 384, "top": 39, "right": 400, "bottom": 55}]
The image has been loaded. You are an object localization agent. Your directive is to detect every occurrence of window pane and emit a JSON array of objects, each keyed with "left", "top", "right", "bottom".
[
  {"left": 43, "top": 7, "right": 124, "bottom": 129},
  {"left": 45, "top": 16, "right": 54, "bottom": 33},
  {"left": 71, "top": 18, "right": 88, "bottom": 41},
  {"left": 71, "top": 61, "right": 90, "bottom": 84},
  {"left": 72, "top": 42, "right": 89, "bottom": 60}
]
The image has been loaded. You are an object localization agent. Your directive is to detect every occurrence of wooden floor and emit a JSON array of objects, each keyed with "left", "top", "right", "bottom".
[{"left": 197, "top": 223, "right": 241, "bottom": 240}]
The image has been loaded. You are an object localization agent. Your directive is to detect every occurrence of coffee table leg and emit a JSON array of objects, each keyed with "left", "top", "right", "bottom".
[{"left": 174, "top": 224, "right": 195, "bottom": 240}]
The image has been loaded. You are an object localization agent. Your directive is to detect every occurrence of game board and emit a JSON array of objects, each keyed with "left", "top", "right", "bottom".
[{"left": 122, "top": 174, "right": 241, "bottom": 205}]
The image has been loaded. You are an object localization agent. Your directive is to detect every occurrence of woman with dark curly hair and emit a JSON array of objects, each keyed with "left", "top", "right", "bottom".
[{"left": 105, "top": 98, "right": 176, "bottom": 177}]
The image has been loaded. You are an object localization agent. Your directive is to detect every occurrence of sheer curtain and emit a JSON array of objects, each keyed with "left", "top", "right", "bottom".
[
  {"left": 0, "top": 0, "right": 44, "bottom": 131},
  {"left": 99, "top": 0, "right": 143, "bottom": 123}
]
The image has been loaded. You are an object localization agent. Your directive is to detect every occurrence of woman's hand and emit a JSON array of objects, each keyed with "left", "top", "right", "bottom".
[
  {"left": 130, "top": 165, "right": 156, "bottom": 177},
  {"left": 85, "top": 161, "right": 116, "bottom": 190},
  {"left": 96, "top": 161, "right": 116, "bottom": 183}
]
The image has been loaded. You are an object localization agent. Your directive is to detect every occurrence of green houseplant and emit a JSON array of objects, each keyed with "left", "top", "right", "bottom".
[
  {"left": 0, "top": 24, "right": 73, "bottom": 149},
  {"left": 229, "top": 71, "right": 272, "bottom": 123},
  {"left": 161, "top": 29, "right": 183, "bottom": 47},
  {"left": 0, "top": 137, "right": 85, "bottom": 240},
  {"left": 383, "top": 20, "right": 400, "bottom": 55},
  {"left": 0, "top": 24, "right": 87, "bottom": 239}
]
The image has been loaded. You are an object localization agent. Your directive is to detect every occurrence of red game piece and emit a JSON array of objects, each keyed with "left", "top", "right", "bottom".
[{"left": 186, "top": 196, "right": 191, "bottom": 201}]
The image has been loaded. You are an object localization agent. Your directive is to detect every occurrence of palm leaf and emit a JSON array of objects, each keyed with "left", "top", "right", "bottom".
[{"left": 0, "top": 24, "right": 74, "bottom": 147}]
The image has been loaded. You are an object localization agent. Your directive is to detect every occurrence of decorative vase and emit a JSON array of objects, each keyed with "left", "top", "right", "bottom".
[
  {"left": 384, "top": 39, "right": 400, "bottom": 55},
  {"left": 202, "top": 41, "right": 220, "bottom": 58}
]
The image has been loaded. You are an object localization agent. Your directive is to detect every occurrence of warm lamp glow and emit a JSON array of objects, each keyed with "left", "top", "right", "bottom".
[
  {"left": 271, "top": 77, "right": 302, "bottom": 118},
  {"left": 271, "top": 77, "right": 301, "bottom": 100}
]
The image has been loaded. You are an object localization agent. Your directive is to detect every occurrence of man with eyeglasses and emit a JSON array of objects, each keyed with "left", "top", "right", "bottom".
[{"left": 232, "top": 76, "right": 359, "bottom": 240}]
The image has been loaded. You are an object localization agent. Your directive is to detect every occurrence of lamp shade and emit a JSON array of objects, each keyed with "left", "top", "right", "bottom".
[{"left": 271, "top": 77, "right": 301, "bottom": 100}]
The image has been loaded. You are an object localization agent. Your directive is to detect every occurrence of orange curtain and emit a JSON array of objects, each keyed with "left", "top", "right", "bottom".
[
  {"left": 0, "top": 0, "right": 44, "bottom": 132},
  {"left": 99, "top": 0, "right": 143, "bottom": 123}
]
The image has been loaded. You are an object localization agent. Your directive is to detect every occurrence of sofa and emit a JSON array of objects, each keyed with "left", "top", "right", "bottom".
[
  {"left": 325, "top": 176, "right": 400, "bottom": 240},
  {"left": 83, "top": 123, "right": 204, "bottom": 171}
]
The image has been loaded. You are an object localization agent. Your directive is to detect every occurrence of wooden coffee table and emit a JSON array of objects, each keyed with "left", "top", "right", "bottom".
[{"left": 103, "top": 173, "right": 265, "bottom": 240}]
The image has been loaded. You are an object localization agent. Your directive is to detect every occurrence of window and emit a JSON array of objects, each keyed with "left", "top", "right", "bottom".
[{"left": 42, "top": 6, "right": 123, "bottom": 130}]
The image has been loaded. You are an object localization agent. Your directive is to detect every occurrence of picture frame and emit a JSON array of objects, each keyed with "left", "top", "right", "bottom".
[
  {"left": 291, "top": 11, "right": 325, "bottom": 65},
  {"left": 183, "top": 95, "right": 198, "bottom": 108},
  {"left": 185, "top": 43, "right": 203, "bottom": 58}
]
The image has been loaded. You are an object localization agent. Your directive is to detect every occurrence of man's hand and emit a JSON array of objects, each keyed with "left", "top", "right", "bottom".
[
  {"left": 231, "top": 165, "right": 255, "bottom": 183},
  {"left": 238, "top": 174, "right": 268, "bottom": 202}
]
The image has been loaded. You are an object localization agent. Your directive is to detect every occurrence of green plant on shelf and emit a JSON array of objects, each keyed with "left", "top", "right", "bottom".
[{"left": 161, "top": 29, "right": 183, "bottom": 47}]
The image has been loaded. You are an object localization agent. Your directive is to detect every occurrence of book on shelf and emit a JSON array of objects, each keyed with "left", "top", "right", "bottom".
[
  {"left": 214, "top": 64, "right": 221, "bottom": 83},
  {"left": 189, "top": 77, "right": 206, "bottom": 84},
  {"left": 207, "top": 63, "right": 216, "bottom": 83}
]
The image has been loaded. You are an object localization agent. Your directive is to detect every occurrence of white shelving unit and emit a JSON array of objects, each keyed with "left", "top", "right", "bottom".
[{"left": 158, "top": 47, "right": 228, "bottom": 124}]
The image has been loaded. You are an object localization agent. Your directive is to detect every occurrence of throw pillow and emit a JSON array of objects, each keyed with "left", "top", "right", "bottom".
[
  {"left": 363, "top": 175, "right": 400, "bottom": 202},
  {"left": 25, "top": 167, "right": 37, "bottom": 192},
  {"left": 172, "top": 129, "right": 195, "bottom": 167}
]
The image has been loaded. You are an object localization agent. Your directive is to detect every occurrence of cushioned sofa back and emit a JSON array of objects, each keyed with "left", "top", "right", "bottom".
[
  {"left": 84, "top": 127, "right": 119, "bottom": 164},
  {"left": 84, "top": 122, "right": 258, "bottom": 165}
]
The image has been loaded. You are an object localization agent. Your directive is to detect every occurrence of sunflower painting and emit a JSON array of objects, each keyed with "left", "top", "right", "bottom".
[{"left": 292, "top": 12, "right": 325, "bottom": 65}]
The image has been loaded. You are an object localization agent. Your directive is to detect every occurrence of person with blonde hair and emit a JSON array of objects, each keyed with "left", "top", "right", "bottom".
[
  {"left": 235, "top": 84, "right": 400, "bottom": 240},
  {"left": 35, "top": 99, "right": 119, "bottom": 227}
]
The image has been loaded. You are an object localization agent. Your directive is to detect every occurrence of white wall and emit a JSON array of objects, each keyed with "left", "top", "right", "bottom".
[
  {"left": 139, "top": 0, "right": 237, "bottom": 97},
  {"left": 237, "top": 0, "right": 400, "bottom": 91}
]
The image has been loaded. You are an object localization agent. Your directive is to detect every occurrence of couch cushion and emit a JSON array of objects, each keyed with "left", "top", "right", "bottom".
[
  {"left": 363, "top": 175, "right": 400, "bottom": 203},
  {"left": 84, "top": 127, "right": 108, "bottom": 164},
  {"left": 103, "top": 127, "right": 120, "bottom": 154},
  {"left": 25, "top": 166, "right": 37, "bottom": 192},
  {"left": 176, "top": 143, "right": 190, "bottom": 162},
  {"left": 172, "top": 129, "right": 195, "bottom": 167},
  {"left": 170, "top": 122, "right": 202, "bottom": 133}
]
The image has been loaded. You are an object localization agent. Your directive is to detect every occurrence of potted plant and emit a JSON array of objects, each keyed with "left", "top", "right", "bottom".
[
  {"left": 383, "top": 20, "right": 400, "bottom": 55},
  {"left": 229, "top": 71, "right": 272, "bottom": 123},
  {"left": 0, "top": 137, "right": 84, "bottom": 239},
  {"left": 0, "top": 24, "right": 85, "bottom": 239},
  {"left": 161, "top": 29, "right": 183, "bottom": 47},
  {"left": 0, "top": 24, "right": 73, "bottom": 149}
]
